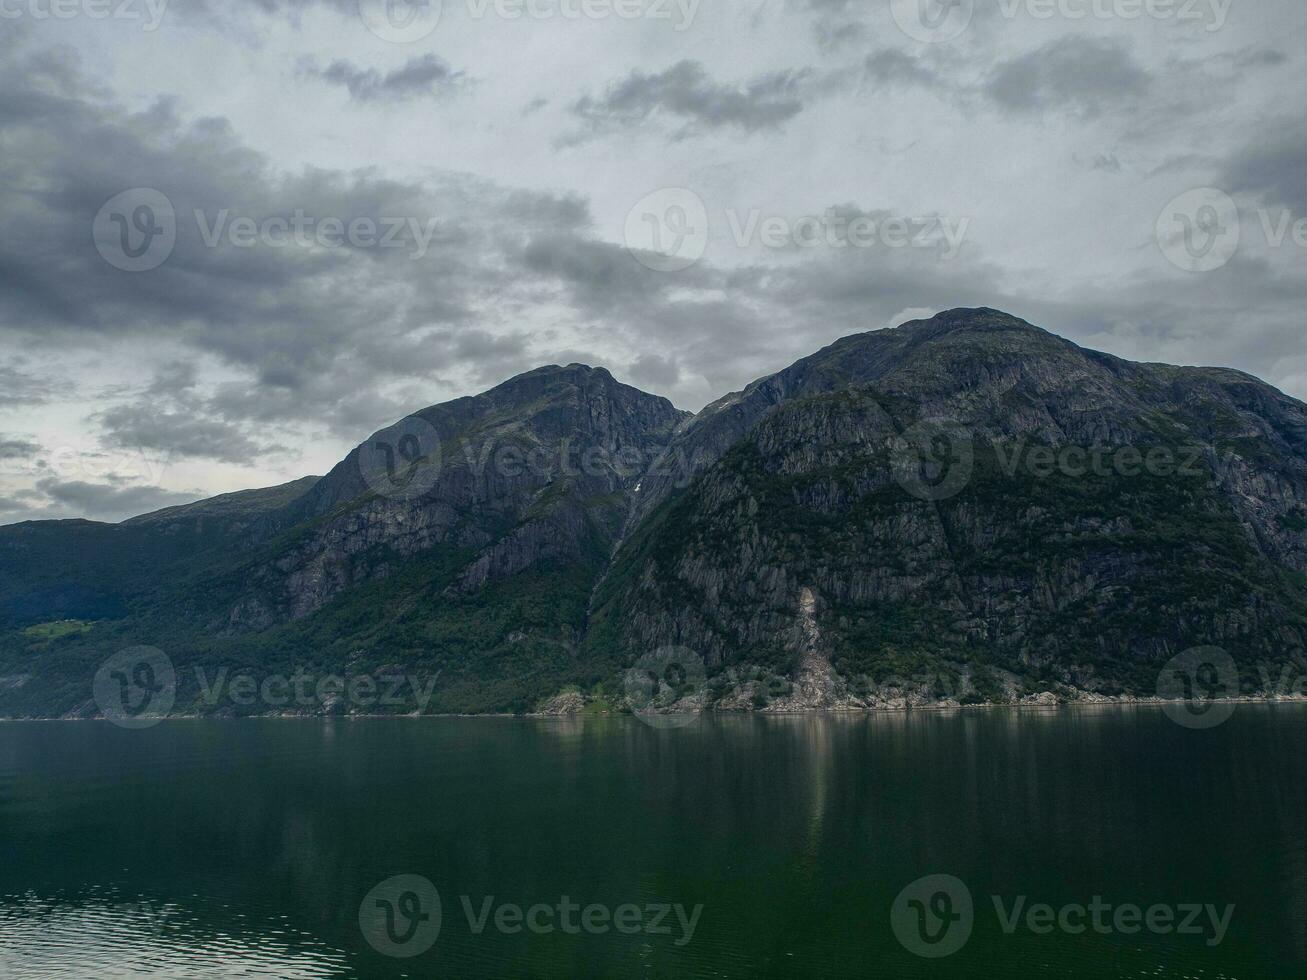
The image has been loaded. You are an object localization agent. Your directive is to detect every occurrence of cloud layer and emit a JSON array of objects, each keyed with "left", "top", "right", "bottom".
[{"left": 0, "top": 1, "right": 1305, "bottom": 522}]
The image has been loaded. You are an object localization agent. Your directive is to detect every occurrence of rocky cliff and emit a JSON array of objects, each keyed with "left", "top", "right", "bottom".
[{"left": 587, "top": 309, "right": 1307, "bottom": 707}]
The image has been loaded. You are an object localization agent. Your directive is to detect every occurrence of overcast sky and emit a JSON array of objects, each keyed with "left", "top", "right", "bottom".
[{"left": 1, "top": 0, "right": 1305, "bottom": 522}]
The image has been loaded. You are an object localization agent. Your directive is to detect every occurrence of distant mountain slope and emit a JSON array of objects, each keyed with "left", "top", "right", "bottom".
[
  {"left": 3, "top": 309, "right": 1306, "bottom": 717},
  {"left": 0, "top": 364, "right": 686, "bottom": 715},
  {"left": 0, "top": 477, "right": 320, "bottom": 626}
]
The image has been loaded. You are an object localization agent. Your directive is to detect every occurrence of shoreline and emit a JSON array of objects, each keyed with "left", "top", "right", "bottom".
[{"left": 2, "top": 694, "right": 1306, "bottom": 723}]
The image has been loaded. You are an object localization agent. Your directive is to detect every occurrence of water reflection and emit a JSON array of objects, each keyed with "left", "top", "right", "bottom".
[
  {"left": 0, "top": 890, "right": 350, "bottom": 978},
  {"left": 1, "top": 708, "right": 1305, "bottom": 978}
]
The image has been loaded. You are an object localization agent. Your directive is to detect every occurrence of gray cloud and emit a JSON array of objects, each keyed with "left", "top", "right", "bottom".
[
  {"left": 628, "top": 353, "right": 681, "bottom": 389},
  {"left": 0, "top": 364, "right": 52, "bottom": 407},
  {"left": 2, "top": 0, "right": 1307, "bottom": 524},
  {"left": 985, "top": 37, "right": 1151, "bottom": 117},
  {"left": 98, "top": 403, "right": 274, "bottom": 464},
  {"left": 814, "top": 19, "right": 865, "bottom": 52},
  {"left": 1230, "top": 49, "right": 1289, "bottom": 70},
  {"left": 305, "top": 54, "right": 466, "bottom": 102},
  {"left": 0, "top": 41, "right": 612, "bottom": 441},
  {"left": 93, "top": 362, "right": 286, "bottom": 464},
  {"left": 0, "top": 437, "right": 40, "bottom": 460},
  {"left": 864, "top": 49, "right": 944, "bottom": 89},
  {"left": 571, "top": 61, "right": 810, "bottom": 140},
  {"left": 1223, "top": 123, "right": 1307, "bottom": 213}
]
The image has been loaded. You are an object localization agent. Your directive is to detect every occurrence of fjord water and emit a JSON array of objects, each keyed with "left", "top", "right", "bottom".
[{"left": 1, "top": 709, "right": 1303, "bottom": 978}]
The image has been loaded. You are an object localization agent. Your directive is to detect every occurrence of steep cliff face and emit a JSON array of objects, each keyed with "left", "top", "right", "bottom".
[{"left": 588, "top": 309, "right": 1307, "bottom": 705}]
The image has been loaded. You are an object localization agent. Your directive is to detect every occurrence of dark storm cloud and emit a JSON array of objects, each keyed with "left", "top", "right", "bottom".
[
  {"left": 0, "top": 42, "right": 613, "bottom": 439},
  {"left": 570, "top": 61, "right": 810, "bottom": 140},
  {"left": 1222, "top": 123, "right": 1307, "bottom": 213},
  {"left": 985, "top": 37, "right": 1151, "bottom": 117},
  {"left": 304, "top": 54, "right": 467, "bottom": 101}
]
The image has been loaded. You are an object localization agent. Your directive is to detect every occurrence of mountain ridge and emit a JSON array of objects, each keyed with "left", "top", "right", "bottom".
[
  {"left": 7, "top": 308, "right": 1288, "bottom": 530},
  {"left": 3, "top": 307, "right": 1306, "bottom": 718}
]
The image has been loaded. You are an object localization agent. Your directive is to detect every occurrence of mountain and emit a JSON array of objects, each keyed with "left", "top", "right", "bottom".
[
  {"left": 585, "top": 308, "right": 1307, "bottom": 708},
  {"left": 3, "top": 309, "right": 1307, "bottom": 718}
]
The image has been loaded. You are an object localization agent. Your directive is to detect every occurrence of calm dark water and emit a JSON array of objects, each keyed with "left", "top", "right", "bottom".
[{"left": 1, "top": 707, "right": 1304, "bottom": 978}]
